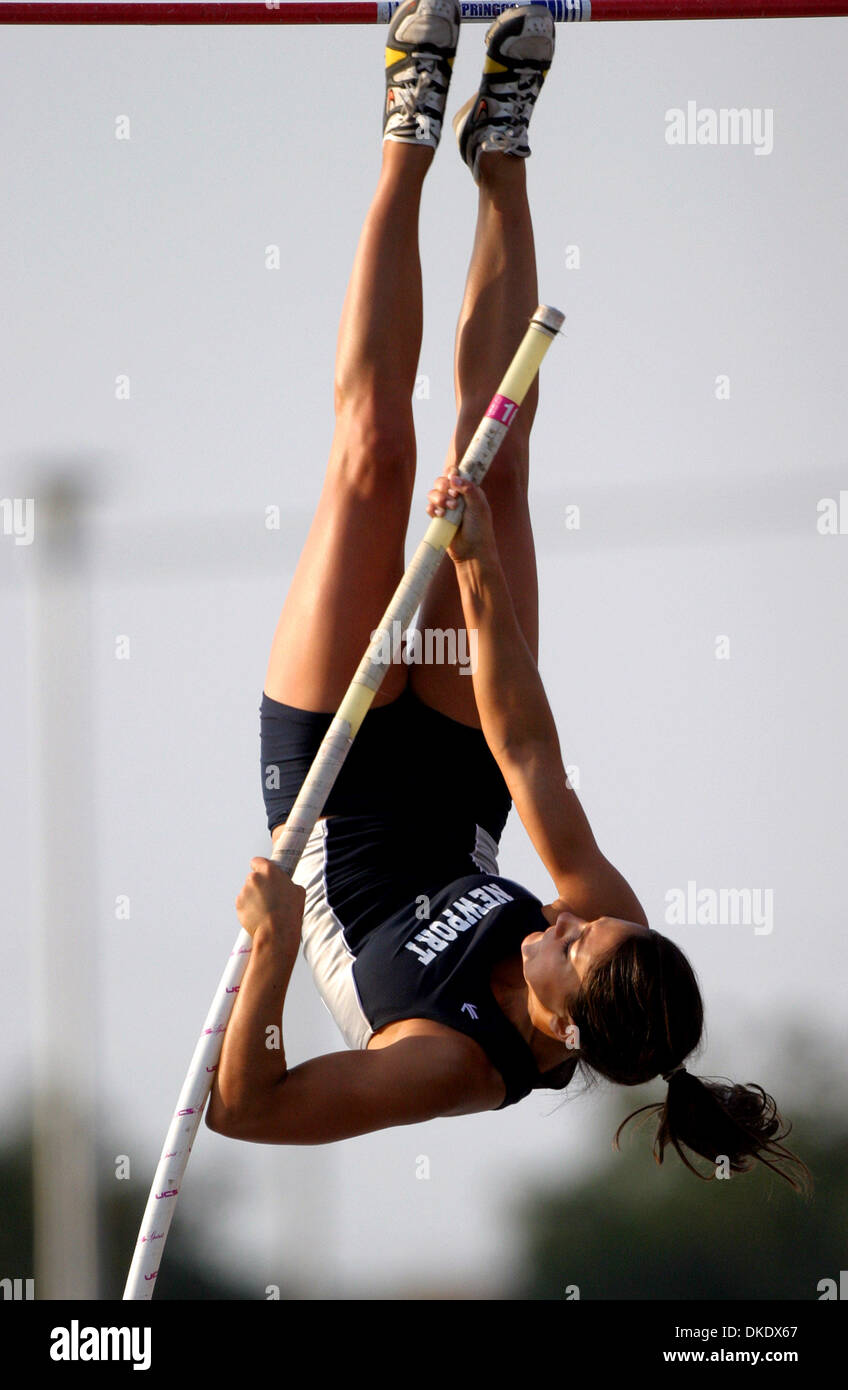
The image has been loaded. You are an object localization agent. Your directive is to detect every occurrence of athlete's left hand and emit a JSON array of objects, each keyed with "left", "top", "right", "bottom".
[{"left": 426, "top": 473, "right": 497, "bottom": 564}]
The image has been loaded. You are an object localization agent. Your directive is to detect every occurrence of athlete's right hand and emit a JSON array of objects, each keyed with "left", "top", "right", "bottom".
[
  {"left": 236, "top": 858, "right": 305, "bottom": 942},
  {"left": 426, "top": 473, "right": 498, "bottom": 564}
]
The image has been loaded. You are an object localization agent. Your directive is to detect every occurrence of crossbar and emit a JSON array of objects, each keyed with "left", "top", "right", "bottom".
[{"left": 2, "top": 2, "right": 846, "bottom": 25}]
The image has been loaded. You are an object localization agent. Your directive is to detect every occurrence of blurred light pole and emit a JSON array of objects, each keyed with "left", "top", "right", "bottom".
[{"left": 27, "top": 473, "right": 99, "bottom": 1300}]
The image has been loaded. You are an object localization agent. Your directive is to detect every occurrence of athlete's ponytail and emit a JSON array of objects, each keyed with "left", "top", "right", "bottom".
[{"left": 568, "top": 931, "right": 812, "bottom": 1195}]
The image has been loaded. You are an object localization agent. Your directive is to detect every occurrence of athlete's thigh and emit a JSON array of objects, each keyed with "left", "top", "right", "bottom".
[
  {"left": 265, "top": 409, "right": 416, "bottom": 712},
  {"left": 411, "top": 440, "right": 539, "bottom": 727}
]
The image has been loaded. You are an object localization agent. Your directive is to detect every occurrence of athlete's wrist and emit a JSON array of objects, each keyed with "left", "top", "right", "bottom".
[
  {"left": 251, "top": 914, "right": 300, "bottom": 964},
  {"left": 454, "top": 551, "right": 505, "bottom": 602}
]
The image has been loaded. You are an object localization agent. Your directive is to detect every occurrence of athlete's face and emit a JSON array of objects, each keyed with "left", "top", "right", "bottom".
[{"left": 521, "top": 909, "right": 651, "bottom": 1044}]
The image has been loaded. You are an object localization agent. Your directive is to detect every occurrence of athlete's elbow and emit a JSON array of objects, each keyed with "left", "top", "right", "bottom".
[
  {"left": 206, "top": 1078, "right": 292, "bottom": 1143},
  {"left": 206, "top": 1103, "right": 273, "bottom": 1142},
  {"left": 205, "top": 1093, "right": 242, "bottom": 1139},
  {"left": 495, "top": 727, "right": 556, "bottom": 779},
  {"left": 205, "top": 1085, "right": 261, "bottom": 1140}
]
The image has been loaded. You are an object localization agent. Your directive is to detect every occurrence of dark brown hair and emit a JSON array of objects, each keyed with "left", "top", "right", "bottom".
[{"left": 568, "top": 930, "right": 812, "bottom": 1195}]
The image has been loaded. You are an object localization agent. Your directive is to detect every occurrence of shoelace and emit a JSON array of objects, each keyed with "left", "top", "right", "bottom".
[
  {"left": 490, "top": 70, "right": 543, "bottom": 137},
  {"left": 395, "top": 55, "right": 447, "bottom": 120}
]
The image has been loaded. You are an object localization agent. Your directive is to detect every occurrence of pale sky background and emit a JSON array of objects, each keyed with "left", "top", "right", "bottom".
[{"left": 2, "top": 5, "right": 847, "bottom": 1299}]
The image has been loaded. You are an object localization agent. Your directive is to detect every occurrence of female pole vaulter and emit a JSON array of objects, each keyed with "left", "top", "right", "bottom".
[{"left": 207, "top": 0, "right": 808, "bottom": 1191}]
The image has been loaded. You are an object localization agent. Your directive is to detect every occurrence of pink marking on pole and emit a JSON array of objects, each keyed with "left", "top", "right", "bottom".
[
  {"left": 486, "top": 393, "right": 519, "bottom": 426},
  {"left": 176, "top": 1107, "right": 196, "bottom": 1116},
  {"left": 226, "top": 985, "right": 239, "bottom": 993},
  {"left": 144, "top": 1272, "right": 157, "bottom": 1281},
  {"left": 204, "top": 1025, "right": 227, "bottom": 1035},
  {"left": 155, "top": 1189, "right": 178, "bottom": 1199},
  {"left": 206, "top": 1065, "right": 218, "bottom": 1073}
]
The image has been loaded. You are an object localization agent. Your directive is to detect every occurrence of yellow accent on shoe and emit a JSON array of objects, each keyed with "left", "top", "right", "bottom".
[
  {"left": 385, "top": 46, "right": 408, "bottom": 67},
  {"left": 483, "top": 56, "right": 509, "bottom": 74}
]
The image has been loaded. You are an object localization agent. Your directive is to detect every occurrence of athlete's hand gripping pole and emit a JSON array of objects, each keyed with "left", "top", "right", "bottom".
[{"left": 122, "top": 304, "right": 564, "bottom": 1301}]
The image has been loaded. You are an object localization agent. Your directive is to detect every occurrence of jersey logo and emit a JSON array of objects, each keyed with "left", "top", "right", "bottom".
[
  {"left": 404, "top": 882, "right": 516, "bottom": 966},
  {"left": 461, "top": 1003, "right": 479, "bottom": 1020}
]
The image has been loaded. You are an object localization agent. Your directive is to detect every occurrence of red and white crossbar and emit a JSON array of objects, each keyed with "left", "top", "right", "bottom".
[{"left": 1, "top": 2, "right": 846, "bottom": 25}]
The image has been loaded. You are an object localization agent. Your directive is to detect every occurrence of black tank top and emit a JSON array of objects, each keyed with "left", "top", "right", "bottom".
[{"left": 352, "top": 874, "right": 577, "bottom": 1109}]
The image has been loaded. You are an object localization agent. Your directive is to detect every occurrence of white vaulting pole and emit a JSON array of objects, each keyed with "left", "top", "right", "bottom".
[{"left": 123, "top": 304, "right": 564, "bottom": 1300}]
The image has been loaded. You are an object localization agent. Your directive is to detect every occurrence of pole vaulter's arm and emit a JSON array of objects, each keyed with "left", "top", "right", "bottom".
[
  {"left": 428, "top": 477, "right": 650, "bottom": 927},
  {"left": 122, "top": 304, "right": 564, "bottom": 1301}
]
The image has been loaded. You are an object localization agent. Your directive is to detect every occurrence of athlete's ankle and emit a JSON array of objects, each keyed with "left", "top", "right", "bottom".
[
  {"left": 381, "top": 138, "right": 436, "bottom": 180},
  {"left": 477, "top": 150, "right": 526, "bottom": 178},
  {"left": 476, "top": 150, "right": 528, "bottom": 199}
]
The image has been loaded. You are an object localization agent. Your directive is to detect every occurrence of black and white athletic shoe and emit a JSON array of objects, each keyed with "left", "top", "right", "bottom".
[
  {"left": 453, "top": 4, "right": 555, "bottom": 184},
  {"left": 383, "top": 0, "right": 461, "bottom": 151}
]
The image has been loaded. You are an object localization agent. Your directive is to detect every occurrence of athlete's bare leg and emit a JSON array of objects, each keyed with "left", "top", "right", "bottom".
[
  {"left": 264, "top": 141, "right": 434, "bottom": 711},
  {"left": 411, "top": 150, "right": 541, "bottom": 726}
]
